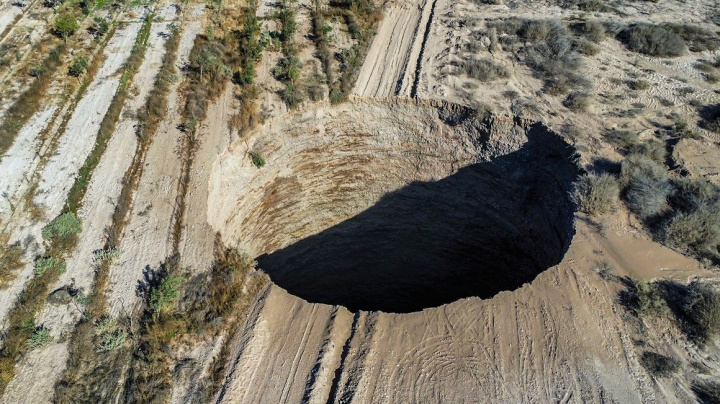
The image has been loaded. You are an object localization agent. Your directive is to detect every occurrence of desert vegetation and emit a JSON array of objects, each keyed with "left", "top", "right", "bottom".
[
  {"left": 0, "top": 212, "right": 81, "bottom": 393},
  {"left": 0, "top": 235, "right": 23, "bottom": 288},
  {"left": 621, "top": 279, "right": 720, "bottom": 346},
  {"left": 573, "top": 173, "right": 619, "bottom": 216},
  {"left": 616, "top": 23, "right": 719, "bottom": 57},
  {"left": 484, "top": 18, "right": 590, "bottom": 95}
]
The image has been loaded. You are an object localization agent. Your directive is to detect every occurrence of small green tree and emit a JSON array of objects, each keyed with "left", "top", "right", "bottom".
[{"left": 54, "top": 14, "right": 79, "bottom": 42}]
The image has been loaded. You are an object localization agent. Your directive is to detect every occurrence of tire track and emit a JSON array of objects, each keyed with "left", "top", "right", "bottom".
[{"left": 409, "top": 0, "right": 438, "bottom": 98}]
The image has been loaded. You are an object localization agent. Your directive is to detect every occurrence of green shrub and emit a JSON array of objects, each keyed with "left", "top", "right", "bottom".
[
  {"left": 280, "top": 82, "right": 303, "bottom": 108},
  {"left": 640, "top": 351, "right": 680, "bottom": 377},
  {"left": 573, "top": 173, "right": 619, "bottom": 215},
  {"left": 461, "top": 58, "right": 510, "bottom": 81},
  {"left": 574, "top": 38, "right": 600, "bottom": 56},
  {"left": 149, "top": 274, "right": 183, "bottom": 313},
  {"left": 248, "top": 151, "right": 266, "bottom": 168},
  {"left": 92, "top": 247, "right": 121, "bottom": 265},
  {"left": 28, "top": 64, "right": 45, "bottom": 77},
  {"left": 605, "top": 130, "right": 639, "bottom": 151},
  {"left": 618, "top": 24, "right": 687, "bottom": 57},
  {"left": 619, "top": 279, "right": 669, "bottom": 315},
  {"left": 578, "top": 0, "right": 603, "bottom": 12},
  {"left": 579, "top": 20, "right": 606, "bottom": 43},
  {"left": 94, "top": 317, "right": 126, "bottom": 351},
  {"left": 42, "top": 213, "right": 82, "bottom": 241},
  {"left": 68, "top": 57, "right": 88, "bottom": 77},
  {"left": 27, "top": 327, "right": 51, "bottom": 349},
  {"left": 272, "top": 55, "right": 302, "bottom": 82},
  {"left": 33, "top": 257, "right": 66, "bottom": 276},
  {"left": 54, "top": 13, "right": 79, "bottom": 41},
  {"left": 89, "top": 17, "right": 109, "bottom": 39},
  {"left": 661, "top": 180, "right": 720, "bottom": 262},
  {"left": 488, "top": 18, "right": 587, "bottom": 95}
]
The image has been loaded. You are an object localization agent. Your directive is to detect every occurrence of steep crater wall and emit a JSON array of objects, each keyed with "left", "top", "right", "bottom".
[{"left": 208, "top": 100, "right": 578, "bottom": 313}]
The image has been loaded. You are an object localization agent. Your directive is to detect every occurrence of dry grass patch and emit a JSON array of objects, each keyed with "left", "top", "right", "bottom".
[{"left": 0, "top": 234, "right": 23, "bottom": 288}]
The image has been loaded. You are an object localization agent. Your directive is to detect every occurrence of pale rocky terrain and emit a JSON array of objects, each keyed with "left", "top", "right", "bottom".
[{"left": 0, "top": 0, "right": 718, "bottom": 402}]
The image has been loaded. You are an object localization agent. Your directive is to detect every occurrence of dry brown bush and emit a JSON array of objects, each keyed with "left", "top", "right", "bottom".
[
  {"left": 617, "top": 24, "right": 687, "bottom": 57},
  {"left": 572, "top": 173, "right": 619, "bottom": 215}
]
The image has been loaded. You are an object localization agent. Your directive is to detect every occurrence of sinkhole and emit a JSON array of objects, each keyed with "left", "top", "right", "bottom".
[{"left": 208, "top": 100, "right": 579, "bottom": 313}]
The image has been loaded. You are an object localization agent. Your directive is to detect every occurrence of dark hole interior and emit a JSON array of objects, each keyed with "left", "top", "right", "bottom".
[{"left": 257, "top": 126, "right": 579, "bottom": 313}]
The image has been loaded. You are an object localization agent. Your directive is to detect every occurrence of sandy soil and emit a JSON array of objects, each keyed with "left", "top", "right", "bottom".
[
  {"left": 353, "top": 0, "right": 431, "bottom": 97},
  {"left": 177, "top": 87, "right": 234, "bottom": 274},
  {"left": 212, "top": 214, "right": 711, "bottom": 402},
  {"left": 0, "top": 20, "right": 143, "bottom": 329},
  {"left": 106, "top": 5, "right": 205, "bottom": 316}
]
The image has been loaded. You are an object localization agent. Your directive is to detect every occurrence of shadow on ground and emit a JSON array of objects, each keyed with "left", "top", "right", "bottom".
[{"left": 258, "top": 125, "right": 579, "bottom": 313}]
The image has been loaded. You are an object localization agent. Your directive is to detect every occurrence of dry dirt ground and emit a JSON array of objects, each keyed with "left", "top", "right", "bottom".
[{"left": 1, "top": 0, "right": 720, "bottom": 402}]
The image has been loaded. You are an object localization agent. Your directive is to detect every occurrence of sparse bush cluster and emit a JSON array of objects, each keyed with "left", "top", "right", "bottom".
[
  {"left": 124, "top": 246, "right": 260, "bottom": 402},
  {"left": 486, "top": 18, "right": 590, "bottom": 96},
  {"left": 614, "top": 143, "right": 720, "bottom": 263},
  {"left": 620, "top": 279, "right": 720, "bottom": 345},
  {"left": 459, "top": 57, "right": 509, "bottom": 81},
  {"left": 325, "top": 0, "right": 383, "bottom": 102},
  {"left": 664, "top": 24, "right": 720, "bottom": 52},
  {"left": 185, "top": 36, "right": 231, "bottom": 121}
]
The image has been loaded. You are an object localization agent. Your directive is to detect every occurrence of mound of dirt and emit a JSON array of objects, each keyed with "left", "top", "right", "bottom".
[{"left": 209, "top": 100, "right": 578, "bottom": 312}]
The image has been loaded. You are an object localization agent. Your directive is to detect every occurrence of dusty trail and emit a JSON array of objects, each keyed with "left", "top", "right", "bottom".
[
  {"left": 352, "top": 0, "right": 435, "bottom": 98},
  {"left": 216, "top": 287, "right": 354, "bottom": 403},
  {"left": 177, "top": 87, "right": 234, "bottom": 274}
]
